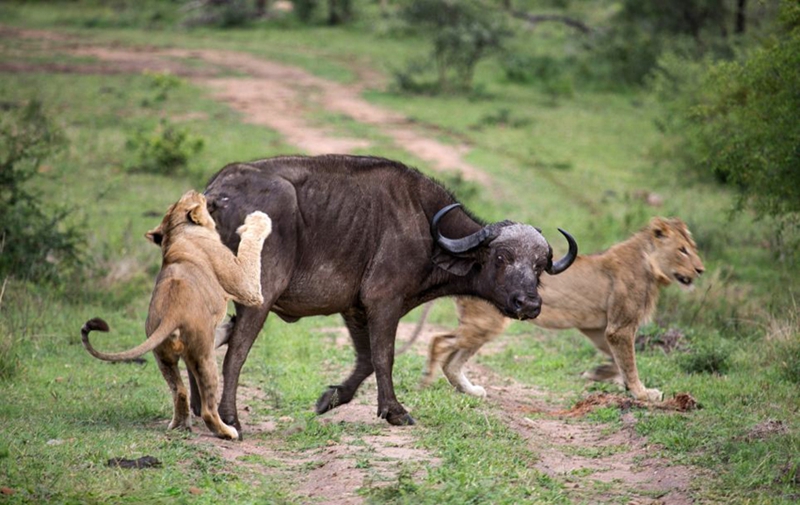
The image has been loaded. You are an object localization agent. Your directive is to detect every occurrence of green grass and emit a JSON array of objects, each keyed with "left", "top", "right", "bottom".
[{"left": 1, "top": 2, "right": 799, "bottom": 503}]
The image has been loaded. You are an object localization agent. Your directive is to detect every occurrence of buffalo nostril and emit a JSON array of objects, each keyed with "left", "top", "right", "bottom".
[{"left": 513, "top": 295, "right": 524, "bottom": 311}]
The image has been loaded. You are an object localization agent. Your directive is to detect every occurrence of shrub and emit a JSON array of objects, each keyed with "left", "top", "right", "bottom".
[
  {"left": 399, "top": 0, "right": 511, "bottom": 93},
  {"left": 183, "top": 0, "right": 254, "bottom": 28},
  {"left": 125, "top": 119, "right": 205, "bottom": 176},
  {"left": 0, "top": 100, "right": 84, "bottom": 283},
  {"left": 678, "top": 334, "right": 732, "bottom": 375}
]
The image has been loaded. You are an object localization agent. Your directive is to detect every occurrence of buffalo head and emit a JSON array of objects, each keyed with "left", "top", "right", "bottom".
[{"left": 431, "top": 203, "right": 577, "bottom": 320}]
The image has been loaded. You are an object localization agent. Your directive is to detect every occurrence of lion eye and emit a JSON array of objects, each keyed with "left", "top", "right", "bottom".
[{"left": 679, "top": 246, "right": 689, "bottom": 255}]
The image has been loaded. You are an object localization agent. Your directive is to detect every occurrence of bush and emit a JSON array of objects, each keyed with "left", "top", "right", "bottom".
[
  {"left": 399, "top": 0, "right": 511, "bottom": 93},
  {"left": 776, "top": 338, "right": 800, "bottom": 384},
  {"left": 678, "top": 334, "right": 732, "bottom": 375},
  {"left": 502, "top": 53, "right": 575, "bottom": 99},
  {"left": 183, "top": 0, "right": 254, "bottom": 28},
  {"left": 0, "top": 100, "right": 84, "bottom": 283},
  {"left": 652, "top": 1, "right": 800, "bottom": 236},
  {"left": 125, "top": 119, "right": 205, "bottom": 176}
]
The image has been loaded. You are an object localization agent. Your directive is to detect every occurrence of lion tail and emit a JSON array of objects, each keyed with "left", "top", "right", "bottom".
[{"left": 81, "top": 317, "right": 177, "bottom": 362}]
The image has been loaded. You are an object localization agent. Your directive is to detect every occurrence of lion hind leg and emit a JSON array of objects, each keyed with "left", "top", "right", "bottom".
[
  {"left": 442, "top": 346, "right": 486, "bottom": 398},
  {"left": 185, "top": 352, "right": 239, "bottom": 440},
  {"left": 154, "top": 345, "right": 191, "bottom": 431},
  {"left": 421, "top": 333, "right": 456, "bottom": 387}
]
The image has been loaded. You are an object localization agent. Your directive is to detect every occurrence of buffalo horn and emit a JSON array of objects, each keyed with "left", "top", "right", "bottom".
[
  {"left": 547, "top": 228, "right": 578, "bottom": 275},
  {"left": 431, "top": 203, "right": 494, "bottom": 254}
]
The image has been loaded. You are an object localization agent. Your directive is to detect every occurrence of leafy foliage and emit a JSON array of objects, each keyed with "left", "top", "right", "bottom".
[
  {"left": 595, "top": 0, "right": 740, "bottom": 85},
  {"left": 687, "top": 12, "right": 800, "bottom": 220},
  {"left": 125, "top": 119, "right": 205, "bottom": 175},
  {"left": 125, "top": 73, "right": 205, "bottom": 175},
  {"left": 398, "top": 0, "right": 511, "bottom": 93},
  {"left": 0, "top": 100, "right": 83, "bottom": 283},
  {"left": 653, "top": 1, "right": 800, "bottom": 227}
]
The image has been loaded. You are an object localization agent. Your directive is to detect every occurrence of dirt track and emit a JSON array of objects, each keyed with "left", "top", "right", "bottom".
[{"left": 1, "top": 26, "right": 698, "bottom": 503}]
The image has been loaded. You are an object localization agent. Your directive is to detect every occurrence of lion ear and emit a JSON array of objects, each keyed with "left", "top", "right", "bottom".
[
  {"left": 145, "top": 226, "right": 163, "bottom": 246},
  {"left": 650, "top": 217, "right": 670, "bottom": 239},
  {"left": 186, "top": 203, "right": 208, "bottom": 226}
]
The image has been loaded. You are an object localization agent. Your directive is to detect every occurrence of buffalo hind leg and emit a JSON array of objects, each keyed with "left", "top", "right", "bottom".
[{"left": 316, "top": 310, "right": 374, "bottom": 414}]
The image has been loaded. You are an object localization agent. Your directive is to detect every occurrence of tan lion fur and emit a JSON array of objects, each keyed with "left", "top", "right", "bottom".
[
  {"left": 422, "top": 217, "right": 705, "bottom": 402},
  {"left": 81, "top": 190, "right": 271, "bottom": 440}
]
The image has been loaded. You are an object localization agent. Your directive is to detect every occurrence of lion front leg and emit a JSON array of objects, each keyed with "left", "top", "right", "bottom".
[
  {"left": 605, "top": 326, "right": 663, "bottom": 402},
  {"left": 217, "top": 211, "right": 272, "bottom": 307}
]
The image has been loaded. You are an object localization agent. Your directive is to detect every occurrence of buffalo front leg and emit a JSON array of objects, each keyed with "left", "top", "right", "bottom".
[
  {"left": 369, "top": 307, "right": 414, "bottom": 426},
  {"left": 316, "top": 310, "right": 374, "bottom": 415},
  {"left": 218, "top": 302, "right": 270, "bottom": 436},
  {"left": 605, "top": 325, "right": 663, "bottom": 402}
]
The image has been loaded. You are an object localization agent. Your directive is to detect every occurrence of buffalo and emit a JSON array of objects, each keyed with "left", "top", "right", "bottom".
[{"left": 200, "top": 154, "right": 577, "bottom": 433}]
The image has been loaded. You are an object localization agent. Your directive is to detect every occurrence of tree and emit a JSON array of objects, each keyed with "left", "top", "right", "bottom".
[
  {"left": 654, "top": 1, "right": 800, "bottom": 226},
  {"left": 400, "top": 0, "right": 510, "bottom": 92},
  {"left": 687, "top": 2, "right": 800, "bottom": 221},
  {"left": 0, "top": 101, "right": 83, "bottom": 283}
]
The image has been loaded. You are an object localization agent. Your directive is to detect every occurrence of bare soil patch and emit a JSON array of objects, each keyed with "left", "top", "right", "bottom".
[{"left": 2, "top": 27, "right": 492, "bottom": 185}]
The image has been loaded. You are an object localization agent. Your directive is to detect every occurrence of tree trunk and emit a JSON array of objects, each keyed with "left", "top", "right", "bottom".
[{"left": 735, "top": 0, "right": 747, "bottom": 34}]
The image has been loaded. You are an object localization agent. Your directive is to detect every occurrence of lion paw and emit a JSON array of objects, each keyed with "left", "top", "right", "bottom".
[
  {"left": 644, "top": 388, "right": 664, "bottom": 402},
  {"left": 237, "top": 211, "right": 272, "bottom": 239},
  {"left": 218, "top": 424, "right": 239, "bottom": 440},
  {"left": 633, "top": 388, "right": 663, "bottom": 402},
  {"left": 463, "top": 384, "right": 487, "bottom": 398}
]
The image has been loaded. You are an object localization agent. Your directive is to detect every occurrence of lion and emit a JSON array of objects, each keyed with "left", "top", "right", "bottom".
[
  {"left": 81, "top": 190, "right": 272, "bottom": 440},
  {"left": 421, "top": 216, "right": 704, "bottom": 402}
]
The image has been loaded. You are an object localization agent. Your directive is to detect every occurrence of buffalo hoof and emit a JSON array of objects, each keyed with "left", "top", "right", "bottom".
[
  {"left": 315, "top": 385, "right": 343, "bottom": 414},
  {"left": 378, "top": 406, "right": 416, "bottom": 426}
]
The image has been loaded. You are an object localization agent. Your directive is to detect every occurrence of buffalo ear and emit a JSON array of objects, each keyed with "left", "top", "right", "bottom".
[
  {"left": 432, "top": 249, "right": 477, "bottom": 276},
  {"left": 145, "top": 226, "right": 163, "bottom": 246}
]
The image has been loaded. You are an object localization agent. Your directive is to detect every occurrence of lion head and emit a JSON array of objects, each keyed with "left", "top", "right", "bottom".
[
  {"left": 647, "top": 217, "right": 705, "bottom": 289},
  {"left": 145, "top": 190, "right": 216, "bottom": 247}
]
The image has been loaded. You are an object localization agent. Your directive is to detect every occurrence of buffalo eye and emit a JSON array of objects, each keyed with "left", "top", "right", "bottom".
[{"left": 496, "top": 252, "right": 512, "bottom": 265}]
